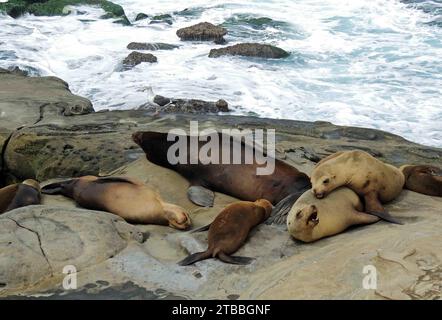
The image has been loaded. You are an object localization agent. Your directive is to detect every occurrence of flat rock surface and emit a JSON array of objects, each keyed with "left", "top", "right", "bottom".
[{"left": 0, "top": 205, "right": 143, "bottom": 296}]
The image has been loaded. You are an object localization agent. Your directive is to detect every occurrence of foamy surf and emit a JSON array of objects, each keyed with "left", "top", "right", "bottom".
[{"left": 0, "top": 0, "right": 441, "bottom": 147}]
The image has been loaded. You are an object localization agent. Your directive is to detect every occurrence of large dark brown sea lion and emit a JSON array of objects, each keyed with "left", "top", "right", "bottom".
[
  {"left": 42, "top": 176, "right": 191, "bottom": 230},
  {"left": 132, "top": 131, "right": 311, "bottom": 221},
  {"left": 400, "top": 165, "right": 442, "bottom": 197},
  {"left": 287, "top": 187, "right": 380, "bottom": 242},
  {"left": 310, "top": 150, "right": 404, "bottom": 224},
  {"left": 0, "top": 179, "right": 41, "bottom": 214},
  {"left": 178, "top": 199, "right": 272, "bottom": 265}
]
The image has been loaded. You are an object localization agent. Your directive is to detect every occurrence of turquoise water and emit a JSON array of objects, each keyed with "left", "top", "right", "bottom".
[{"left": 0, "top": 0, "right": 441, "bottom": 147}]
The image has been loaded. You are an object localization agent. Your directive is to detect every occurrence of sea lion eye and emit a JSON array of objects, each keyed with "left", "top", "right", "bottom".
[
  {"left": 296, "top": 210, "right": 302, "bottom": 219},
  {"left": 323, "top": 178, "right": 330, "bottom": 184}
]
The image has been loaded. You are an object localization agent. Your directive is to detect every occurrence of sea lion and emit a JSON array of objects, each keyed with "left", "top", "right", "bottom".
[
  {"left": 287, "top": 187, "right": 380, "bottom": 242},
  {"left": 310, "top": 150, "right": 404, "bottom": 224},
  {"left": 0, "top": 179, "right": 41, "bottom": 214},
  {"left": 42, "top": 176, "right": 191, "bottom": 230},
  {"left": 400, "top": 165, "right": 442, "bottom": 197},
  {"left": 132, "top": 131, "right": 311, "bottom": 221},
  {"left": 178, "top": 199, "right": 272, "bottom": 265}
]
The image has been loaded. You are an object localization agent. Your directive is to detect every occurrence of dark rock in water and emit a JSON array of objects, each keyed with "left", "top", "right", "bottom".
[
  {"left": 176, "top": 22, "right": 227, "bottom": 43},
  {"left": 174, "top": 7, "right": 205, "bottom": 18},
  {"left": 153, "top": 95, "right": 171, "bottom": 107},
  {"left": 126, "top": 42, "right": 179, "bottom": 51},
  {"left": 144, "top": 95, "right": 230, "bottom": 114},
  {"left": 222, "top": 14, "right": 289, "bottom": 31},
  {"left": 135, "top": 13, "right": 149, "bottom": 21},
  {"left": 209, "top": 43, "right": 290, "bottom": 59},
  {"left": 7, "top": 66, "right": 28, "bottom": 77},
  {"left": 0, "top": 0, "right": 130, "bottom": 24},
  {"left": 149, "top": 14, "right": 173, "bottom": 25},
  {"left": 123, "top": 51, "right": 157, "bottom": 67}
]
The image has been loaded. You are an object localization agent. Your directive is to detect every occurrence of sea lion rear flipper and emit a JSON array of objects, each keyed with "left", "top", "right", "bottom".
[
  {"left": 218, "top": 252, "right": 255, "bottom": 265},
  {"left": 364, "top": 192, "right": 403, "bottom": 225},
  {"left": 187, "top": 186, "right": 214, "bottom": 207},
  {"left": 178, "top": 251, "right": 211, "bottom": 266},
  {"left": 366, "top": 210, "right": 403, "bottom": 225},
  {"left": 191, "top": 223, "right": 211, "bottom": 233},
  {"left": 266, "top": 190, "right": 305, "bottom": 225}
]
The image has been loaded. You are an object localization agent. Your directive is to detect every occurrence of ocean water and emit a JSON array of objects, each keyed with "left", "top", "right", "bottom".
[{"left": 0, "top": 0, "right": 441, "bottom": 147}]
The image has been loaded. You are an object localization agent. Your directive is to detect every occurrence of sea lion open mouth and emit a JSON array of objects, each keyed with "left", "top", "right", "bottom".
[{"left": 308, "top": 211, "right": 319, "bottom": 226}]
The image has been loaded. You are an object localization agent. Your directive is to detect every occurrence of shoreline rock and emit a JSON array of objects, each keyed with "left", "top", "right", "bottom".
[
  {"left": 122, "top": 51, "right": 158, "bottom": 68},
  {"left": 140, "top": 95, "right": 230, "bottom": 114},
  {"left": 0, "top": 0, "right": 131, "bottom": 25},
  {"left": 209, "top": 43, "right": 290, "bottom": 59},
  {"left": 176, "top": 22, "right": 227, "bottom": 44}
]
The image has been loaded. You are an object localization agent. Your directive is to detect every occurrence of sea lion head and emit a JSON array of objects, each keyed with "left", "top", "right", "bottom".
[
  {"left": 163, "top": 203, "right": 192, "bottom": 230},
  {"left": 21, "top": 179, "right": 41, "bottom": 192},
  {"left": 287, "top": 204, "right": 320, "bottom": 242},
  {"left": 254, "top": 199, "right": 273, "bottom": 219},
  {"left": 311, "top": 169, "right": 337, "bottom": 199}
]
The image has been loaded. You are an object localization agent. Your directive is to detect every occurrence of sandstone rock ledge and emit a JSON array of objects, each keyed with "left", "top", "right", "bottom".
[{"left": 0, "top": 70, "right": 441, "bottom": 300}]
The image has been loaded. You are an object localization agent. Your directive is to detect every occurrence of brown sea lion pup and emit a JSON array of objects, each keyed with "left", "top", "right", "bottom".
[
  {"left": 0, "top": 179, "right": 41, "bottom": 214},
  {"left": 41, "top": 176, "right": 191, "bottom": 230},
  {"left": 287, "top": 187, "right": 379, "bottom": 242},
  {"left": 311, "top": 150, "right": 404, "bottom": 224},
  {"left": 400, "top": 165, "right": 442, "bottom": 197},
  {"left": 132, "top": 131, "right": 311, "bottom": 222},
  {"left": 178, "top": 199, "right": 272, "bottom": 266}
]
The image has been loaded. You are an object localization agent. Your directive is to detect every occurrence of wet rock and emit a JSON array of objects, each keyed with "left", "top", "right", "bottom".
[
  {"left": 135, "top": 13, "right": 149, "bottom": 21},
  {"left": 149, "top": 14, "right": 173, "bottom": 25},
  {"left": 122, "top": 51, "right": 157, "bottom": 68},
  {"left": 176, "top": 22, "right": 227, "bottom": 43},
  {"left": 126, "top": 42, "right": 179, "bottom": 51},
  {"left": 153, "top": 95, "right": 171, "bottom": 107},
  {"left": 0, "top": 0, "right": 130, "bottom": 24},
  {"left": 144, "top": 95, "right": 230, "bottom": 114},
  {"left": 209, "top": 43, "right": 290, "bottom": 59}
]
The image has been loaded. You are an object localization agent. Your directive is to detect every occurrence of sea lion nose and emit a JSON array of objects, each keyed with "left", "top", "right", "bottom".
[{"left": 132, "top": 132, "right": 142, "bottom": 144}]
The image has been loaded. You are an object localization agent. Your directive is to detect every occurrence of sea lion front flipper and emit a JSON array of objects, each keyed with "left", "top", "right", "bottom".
[
  {"left": 191, "top": 223, "right": 211, "bottom": 233},
  {"left": 187, "top": 186, "right": 214, "bottom": 207},
  {"left": 218, "top": 252, "right": 255, "bottom": 265},
  {"left": 178, "top": 251, "right": 211, "bottom": 266},
  {"left": 266, "top": 190, "right": 305, "bottom": 225},
  {"left": 41, "top": 180, "right": 73, "bottom": 195},
  {"left": 364, "top": 192, "right": 403, "bottom": 225}
]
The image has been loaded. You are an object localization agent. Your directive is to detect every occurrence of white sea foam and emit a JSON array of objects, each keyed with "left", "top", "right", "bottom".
[{"left": 0, "top": 0, "right": 441, "bottom": 147}]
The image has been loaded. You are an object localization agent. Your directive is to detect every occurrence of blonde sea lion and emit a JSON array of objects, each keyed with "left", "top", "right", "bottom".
[
  {"left": 42, "top": 176, "right": 191, "bottom": 230},
  {"left": 400, "top": 165, "right": 442, "bottom": 197},
  {"left": 311, "top": 150, "right": 404, "bottom": 224},
  {"left": 178, "top": 199, "right": 272, "bottom": 265},
  {"left": 0, "top": 179, "right": 41, "bottom": 214},
  {"left": 287, "top": 187, "right": 380, "bottom": 242}
]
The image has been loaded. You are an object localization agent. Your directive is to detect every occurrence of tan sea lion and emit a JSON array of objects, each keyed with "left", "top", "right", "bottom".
[
  {"left": 132, "top": 131, "right": 311, "bottom": 223},
  {"left": 42, "top": 176, "right": 191, "bottom": 230},
  {"left": 310, "top": 150, "right": 404, "bottom": 224},
  {"left": 0, "top": 179, "right": 41, "bottom": 214},
  {"left": 400, "top": 165, "right": 442, "bottom": 197},
  {"left": 178, "top": 199, "right": 272, "bottom": 265},
  {"left": 287, "top": 187, "right": 379, "bottom": 242}
]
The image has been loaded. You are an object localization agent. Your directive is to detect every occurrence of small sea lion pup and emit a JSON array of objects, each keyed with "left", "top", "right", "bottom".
[
  {"left": 400, "top": 165, "right": 442, "bottom": 197},
  {"left": 0, "top": 179, "right": 41, "bottom": 214},
  {"left": 287, "top": 187, "right": 379, "bottom": 242},
  {"left": 311, "top": 150, "right": 404, "bottom": 224},
  {"left": 178, "top": 199, "right": 272, "bottom": 266},
  {"left": 42, "top": 176, "right": 191, "bottom": 230},
  {"left": 132, "top": 131, "right": 311, "bottom": 223}
]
